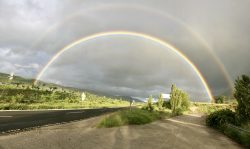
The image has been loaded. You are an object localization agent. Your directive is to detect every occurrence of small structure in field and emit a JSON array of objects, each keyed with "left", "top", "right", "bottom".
[
  {"left": 161, "top": 93, "right": 170, "bottom": 101},
  {"left": 81, "top": 92, "right": 86, "bottom": 101}
]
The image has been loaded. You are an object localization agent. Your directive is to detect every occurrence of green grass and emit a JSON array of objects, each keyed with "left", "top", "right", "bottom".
[
  {"left": 224, "top": 124, "right": 250, "bottom": 148},
  {"left": 190, "top": 102, "right": 236, "bottom": 114},
  {"left": 0, "top": 83, "right": 132, "bottom": 110},
  {"left": 242, "top": 122, "right": 250, "bottom": 131},
  {"left": 0, "top": 101, "right": 131, "bottom": 110},
  {"left": 205, "top": 108, "right": 250, "bottom": 148},
  {"left": 0, "top": 72, "right": 136, "bottom": 110},
  {"left": 97, "top": 108, "right": 171, "bottom": 128}
]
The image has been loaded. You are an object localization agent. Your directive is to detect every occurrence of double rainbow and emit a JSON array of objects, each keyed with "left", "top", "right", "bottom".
[{"left": 34, "top": 31, "right": 214, "bottom": 102}]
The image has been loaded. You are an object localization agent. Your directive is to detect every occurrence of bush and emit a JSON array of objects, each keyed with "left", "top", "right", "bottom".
[
  {"left": 205, "top": 75, "right": 250, "bottom": 148},
  {"left": 206, "top": 109, "right": 237, "bottom": 129},
  {"left": 163, "top": 101, "right": 171, "bottom": 109},
  {"left": 97, "top": 109, "right": 170, "bottom": 128},
  {"left": 1, "top": 103, "right": 29, "bottom": 110}
]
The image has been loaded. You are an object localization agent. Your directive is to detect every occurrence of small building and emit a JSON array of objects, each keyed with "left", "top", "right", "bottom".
[
  {"left": 161, "top": 93, "right": 170, "bottom": 101},
  {"left": 143, "top": 93, "right": 171, "bottom": 103}
]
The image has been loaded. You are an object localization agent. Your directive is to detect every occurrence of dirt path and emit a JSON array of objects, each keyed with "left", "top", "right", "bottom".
[{"left": 0, "top": 114, "right": 242, "bottom": 149}]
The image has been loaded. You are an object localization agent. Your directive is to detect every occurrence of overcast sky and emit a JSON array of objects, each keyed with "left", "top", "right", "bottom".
[{"left": 0, "top": 0, "right": 249, "bottom": 101}]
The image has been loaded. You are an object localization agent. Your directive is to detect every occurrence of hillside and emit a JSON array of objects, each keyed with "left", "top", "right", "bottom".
[
  {"left": 0, "top": 72, "right": 132, "bottom": 110},
  {"left": 0, "top": 72, "right": 34, "bottom": 84}
]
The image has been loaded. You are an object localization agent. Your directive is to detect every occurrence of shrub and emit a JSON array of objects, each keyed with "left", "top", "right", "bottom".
[
  {"left": 2, "top": 103, "right": 29, "bottom": 110},
  {"left": 206, "top": 109, "right": 237, "bottom": 129},
  {"left": 98, "top": 114, "right": 123, "bottom": 128},
  {"left": 123, "top": 110, "right": 155, "bottom": 125},
  {"left": 97, "top": 109, "right": 170, "bottom": 128},
  {"left": 163, "top": 100, "right": 171, "bottom": 109}
]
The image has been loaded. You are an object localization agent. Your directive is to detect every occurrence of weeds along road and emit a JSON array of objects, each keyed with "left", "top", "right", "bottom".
[{"left": 0, "top": 107, "right": 126, "bottom": 133}]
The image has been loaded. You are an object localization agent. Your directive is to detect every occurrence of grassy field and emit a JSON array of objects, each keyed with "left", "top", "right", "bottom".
[
  {"left": 97, "top": 108, "right": 171, "bottom": 128},
  {"left": 0, "top": 72, "right": 134, "bottom": 110},
  {"left": 0, "top": 101, "right": 130, "bottom": 110},
  {"left": 0, "top": 87, "right": 132, "bottom": 110}
]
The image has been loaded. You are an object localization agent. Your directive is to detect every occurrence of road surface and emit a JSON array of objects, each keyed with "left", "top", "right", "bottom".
[
  {"left": 0, "top": 114, "right": 242, "bottom": 149},
  {"left": 0, "top": 107, "right": 124, "bottom": 133}
]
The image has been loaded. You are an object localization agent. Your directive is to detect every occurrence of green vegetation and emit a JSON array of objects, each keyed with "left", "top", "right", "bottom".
[
  {"left": 214, "top": 96, "right": 226, "bottom": 104},
  {"left": 0, "top": 73, "right": 131, "bottom": 110},
  {"left": 206, "top": 74, "right": 250, "bottom": 148},
  {"left": 206, "top": 109, "right": 250, "bottom": 147},
  {"left": 223, "top": 125, "right": 250, "bottom": 148},
  {"left": 163, "top": 100, "right": 171, "bottom": 109},
  {"left": 98, "top": 85, "right": 192, "bottom": 128},
  {"left": 191, "top": 102, "right": 236, "bottom": 114},
  {"left": 214, "top": 95, "right": 237, "bottom": 104},
  {"left": 206, "top": 109, "right": 237, "bottom": 129},
  {"left": 169, "top": 85, "right": 190, "bottom": 115},
  {"left": 144, "top": 95, "right": 154, "bottom": 112},
  {"left": 157, "top": 93, "right": 164, "bottom": 111},
  {"left": 97, "top": 108, "right": 171, "bottom": 128},
  {"left": 234, "top": 75, "right": 250, "bottom": 122}
]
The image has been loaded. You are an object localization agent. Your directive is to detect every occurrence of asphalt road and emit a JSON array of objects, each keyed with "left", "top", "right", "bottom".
[
  {"left": 0, "top": 107, "right": 125, "bottom": 133},
  {"left": 0, "top": 114, "right": 242, "bottom": 149}
]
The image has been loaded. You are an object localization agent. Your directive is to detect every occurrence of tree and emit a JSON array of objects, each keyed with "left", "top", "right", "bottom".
[
  {"left": 157, "top": 93, "right": 164, "bottom": 111},
  {"left": 16, "top": 83, "right": 20, "bottom": 88},
  {"left": 146, "top": 95, "right": 154, "bottom": 112},
  {"left": 170, "top": 85, "right": 182, "bottom": 115},
  {"left": 215, "top": 96, "right": 226, "bottom": 104},
  {"left": 181, "top": 91, "right": 190, "bottom": 111},
  {"left": 170, "top": 84, "right": 190, "bottom": 115},
  {"left": 234, "top": 75, "right": 250, "bottom": 122}
]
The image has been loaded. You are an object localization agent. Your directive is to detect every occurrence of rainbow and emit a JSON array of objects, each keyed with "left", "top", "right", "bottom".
[
  {"left": 34, "top": 31, "right": 214, "bottom": 102},
  {"left": 31, "top": 4, "right": 233, "bottom": 93}
]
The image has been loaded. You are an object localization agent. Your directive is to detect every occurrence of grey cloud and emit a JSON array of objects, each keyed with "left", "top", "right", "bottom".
[
  {"left": 0, "top": 0, "right": 249, "bottom": 100},
  {"left": 41, "top": 37, "right": 208, "bottom": 100}
]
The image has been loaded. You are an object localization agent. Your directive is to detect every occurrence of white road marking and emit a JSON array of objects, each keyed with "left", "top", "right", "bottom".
[{"left": 0, "top": 116, "right": 13, "bottom": 118}]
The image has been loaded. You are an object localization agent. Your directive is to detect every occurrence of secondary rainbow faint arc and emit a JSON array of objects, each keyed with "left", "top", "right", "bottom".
[
  {"left": 34, "top": 31, "right": 214, "bottom": 101},
  {"left": 31, "top": 4, "right": 233, "bottom": 93}
]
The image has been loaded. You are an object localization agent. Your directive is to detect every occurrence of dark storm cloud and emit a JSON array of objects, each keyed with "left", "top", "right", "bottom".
[
  {"left": 41, "top": 37, "right": 210, "bottom": 101},
  {"left": 0, "top": 0, "right": 249, "bottom": 99}
]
